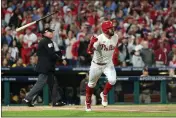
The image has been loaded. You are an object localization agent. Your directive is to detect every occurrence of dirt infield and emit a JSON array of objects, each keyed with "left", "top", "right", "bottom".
[{"left": 2, "top": 105, "right": 176, "bottom": 113}]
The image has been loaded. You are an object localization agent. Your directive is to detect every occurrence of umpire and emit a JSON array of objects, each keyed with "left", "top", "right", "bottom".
[{"left": 23, "top": 28, "right": 66, "bottom": 107}]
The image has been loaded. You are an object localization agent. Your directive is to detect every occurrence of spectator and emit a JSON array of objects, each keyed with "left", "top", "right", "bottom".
[
  {"left": 104, "top": 0, "right": 117, "bottom": 14},
  {"left": 21, "top": 27, "right": 37, "bottom": 64},
  {"left": 2, "top": 26, "right": 13, "bottom": 46},
  {"left": 21, "top": 11, "right": 29, "bottom": 26},
  {"left": 65, "top": 30, "right": 76, "bottom": 65},
  {"left": 1, "top": 44, "right": 9, "bottom": 61},
  {"left": 12, "top": 58, "right": 26, "bottom": 67},
  {"left": 118, "top": 38, "right": 130, "bottom": 65},
  {"left": 30, "top": 33, "right": 42, "bottom": 56},
  {"left": 32, "top": 7, "right": 40, "bottom": 21},
  {"left": 86, "top": 9, "right": 99, "bottom": 27},
  {"left": 167, "top": 80, "right": 176, "bottom": 102},
  {"left": 1, "top": 27, "right": 7, "bottom": 46},
  {"left": 80, "top": 73, "right": 96, "bottom": 105},
  {"left": 127, "top": 35, "right": 135, "bottom": 57},
  {"left": 169, "top": 55, "right": 176, "bottom": 68},
  {"left": 9, "top": 8, "right": 22, "bottom": 28},
  {"left": 147, "top": 32, "right": 158, "bottom": 50},
  {"left": 154, "top": 41, "right": 167, "bottom": 67},
  {"left": 28, "top": 56, "right": 37, "bottom": 68},
  {"left": 15, "top": 34, "right": 24, "bottom": 56},
  {"left": 168, "top": 44, "right": 176, "bottom": 63},
  {"left": 58, "top": 24, "right": 67, "bottom": 47},
  {"left": 116, "top": 9, "right": 124, "bottom": 22},
  {"left": 77, "top": 25, "right": 88, "bottom": 41},
  {"left": 132, "top": 45, "right": 144, "bottom": 67},
  {"left": 77, "top": 35, "right": 91, "bottom": 66},
  {"left": 6, "top": 52, "right": 14, "bottom": 66},
  {"left": 141, "top": 41, "right": 155, "bottom": 67},
  {"left": 71, "top": 38, "right": 80, "bottom": 61},
  {"left": 1, "top": 0, "right": 8, "bottom": 22},
  {"left": 4, "top": 2, "right": 13, "bottom": 25},
  {"left": 121, "top": 61, "right": 127, "bottom": 67},
  {"left": 2, "top": 58, "right": 10, "bottom": 67},
  {"left": 94, "top": 1, "right": 104, "bottom": 18},
  {"left": 19, "top": 88, "right": 27, "bottom": 103},
  {"left": 139, "top": 67, "right": 154, "bottom": 104},
  {"left": 154, "top": 0, "right": 162, "bottom": 10},
  {"left": 64, "top": 7, "right": 74, "bottom": 25},
  {"left": 169, "top": 66, "right": 176, "bottom": 79},
  {"left": 50, "top": 14, "right": 62, "bottom": 46},
  {"left": 23, "top": 27, "right": 37, "bottom": 48},
  {"left": 9, "top": 40, "right": 19, "bottom": 62}
]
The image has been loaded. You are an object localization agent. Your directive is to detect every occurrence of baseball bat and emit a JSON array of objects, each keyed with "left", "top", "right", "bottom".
[{"left": 16, "top": 11, "right": 58, "bottom": 32}]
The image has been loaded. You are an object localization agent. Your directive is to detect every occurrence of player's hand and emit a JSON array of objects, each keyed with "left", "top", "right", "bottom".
[
  {"left": 62, "top": 60, "right": 67, "bottom": 66},
  {"left": 90, "top": 36, "right": 98, "bottom": 44}
]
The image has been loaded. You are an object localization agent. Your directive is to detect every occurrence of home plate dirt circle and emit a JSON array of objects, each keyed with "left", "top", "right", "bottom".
[{"left": 2, "top": 105, "right": 176, "bottom": 113}]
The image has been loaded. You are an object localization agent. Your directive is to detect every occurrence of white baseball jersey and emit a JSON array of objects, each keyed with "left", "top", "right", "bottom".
[
  {"left": 88, "top": 33, "right": 118, "bottom": 88},
  {"left": 92, "top": 33, "right": 118, "bottom": 64}
]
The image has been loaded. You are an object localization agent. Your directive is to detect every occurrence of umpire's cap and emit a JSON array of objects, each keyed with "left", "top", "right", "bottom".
[
  {"left": 43, "top": 28, "right": 55, "bottom": 33},
  {"left": 43, "top": 28, "right": 55, "bottom": 39}
]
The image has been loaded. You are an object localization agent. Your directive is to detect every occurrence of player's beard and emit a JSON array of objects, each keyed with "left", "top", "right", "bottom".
[{"left": 108, "top": 29, "right": 114, "bottom": 36}]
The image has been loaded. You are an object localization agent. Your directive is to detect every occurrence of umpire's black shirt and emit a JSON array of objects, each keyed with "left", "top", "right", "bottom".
[{"left": 35, "top": 37, "right": 58, "bottom": 74}]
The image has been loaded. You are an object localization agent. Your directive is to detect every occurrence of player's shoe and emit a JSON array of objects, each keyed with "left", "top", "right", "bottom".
[
  {"left": 85, "top": 101, "right": 92, "bottom": 112},
  {"left": 100, "top": 92, "right": 108, "bottom": 107},
  {"left": 22, "top": 98, "right": 34, "bottom": 107}
]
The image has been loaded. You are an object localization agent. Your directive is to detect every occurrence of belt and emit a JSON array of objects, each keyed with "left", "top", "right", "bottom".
[{"left": 93, "top": 61, "right": 107, "bottom": 65}]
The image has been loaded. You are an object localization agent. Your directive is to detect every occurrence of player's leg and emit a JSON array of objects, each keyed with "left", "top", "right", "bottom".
[
  {"left": 101, "top": 63, "right": 116, "bottom": 106},
  {"left": 86, "top": 64, "right": 103, "bottom": 111}
]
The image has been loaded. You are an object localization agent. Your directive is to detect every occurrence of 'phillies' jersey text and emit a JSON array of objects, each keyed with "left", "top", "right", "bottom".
[
  {"left": 93, "top": 33, "right": 118, "bottom": 64},
  {"left": 100, "top": 44, "right": 115, "bottom": 51}
]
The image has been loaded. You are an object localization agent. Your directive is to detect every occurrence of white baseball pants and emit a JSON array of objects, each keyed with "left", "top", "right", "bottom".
[{"left": 88, "top": 61, "right": 116, "bottom": 88}]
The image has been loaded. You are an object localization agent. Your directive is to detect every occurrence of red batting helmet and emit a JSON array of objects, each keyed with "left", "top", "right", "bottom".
[{"left": 101, "top": 20, "right": 113, "bottom": 34}]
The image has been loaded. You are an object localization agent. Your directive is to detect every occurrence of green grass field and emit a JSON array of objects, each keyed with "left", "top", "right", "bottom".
[
  {"left": 2, "top": 105, "right": 176, "bottom": 117},
  {"left": 2, "top": 110, "right": 176, "bottom": 117}
]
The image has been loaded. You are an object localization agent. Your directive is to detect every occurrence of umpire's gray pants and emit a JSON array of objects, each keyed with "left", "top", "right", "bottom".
[
  {"left": 26, "top": 74, "right": 47, "bottom": 101},
  {"left": 25, "top": 73, "right": 60, "bottom": 104}
]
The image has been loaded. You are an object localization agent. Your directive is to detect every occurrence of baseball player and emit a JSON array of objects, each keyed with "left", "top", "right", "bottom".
[{"left": 85, "top": 20, "right": 118, "bottom": 111}]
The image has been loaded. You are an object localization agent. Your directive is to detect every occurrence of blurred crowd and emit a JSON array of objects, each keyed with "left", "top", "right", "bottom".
[{"left": 1, "top": 0, "right": 176, "bottom": 68}]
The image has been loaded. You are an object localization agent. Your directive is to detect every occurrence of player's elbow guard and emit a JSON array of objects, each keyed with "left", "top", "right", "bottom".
[{"left": 87, "top": 36, "right": 98, "bottom": 54}]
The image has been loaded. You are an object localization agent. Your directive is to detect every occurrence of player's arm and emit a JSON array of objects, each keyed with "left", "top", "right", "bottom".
[{"left": 87, "top": 35, "right": 98, "bottom": 54}]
